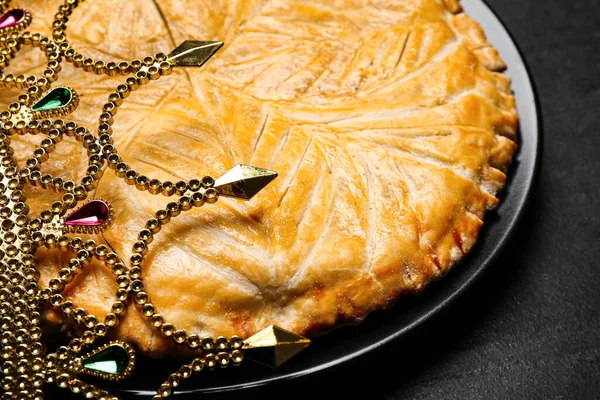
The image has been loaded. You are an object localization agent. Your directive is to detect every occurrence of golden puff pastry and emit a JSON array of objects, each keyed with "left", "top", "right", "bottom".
[{"left": 0, "top": 0, "right": 517, "bottom": 356}]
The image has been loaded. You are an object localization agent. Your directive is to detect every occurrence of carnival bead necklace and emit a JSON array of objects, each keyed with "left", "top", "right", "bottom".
[{"left": 0, "top": 0, "right": 309, "bottom": 398}]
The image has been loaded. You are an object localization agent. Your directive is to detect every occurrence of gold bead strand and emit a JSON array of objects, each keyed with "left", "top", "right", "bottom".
[
  {"left": 21, "top": 127, "right": 64, "bottom": 190},
  {"left": 127, "top": 182, "right": 220, "bottom": 348},
  {"left": 0, "top": 31, "right": 61, "bottom": 92},
  {"left": 51, "top": 369, "right": 119, "bottom": 400},
  {"left": 151, "top": 342, "right": 245, "bottom": 399},
  {"left": 0, "top": 134, "right": 46, "bottom": 400},
  {"left": 53, "top": 0, "right": 150, "bottom": 77},
  {"left": 99, "top": 58, "right": 179, "bottom": 195},
  {"left": 41, "top": 237, "right": 133, "bottom": 391}
]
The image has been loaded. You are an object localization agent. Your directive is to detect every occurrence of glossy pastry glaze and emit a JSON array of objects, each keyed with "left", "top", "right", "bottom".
[{"left": 0, "top": 0, "right": 517, "bottom": 356}]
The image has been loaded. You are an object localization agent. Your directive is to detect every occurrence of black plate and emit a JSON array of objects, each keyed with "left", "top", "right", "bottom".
[{"left": 111, "top": 0, "right": 541, "bottom": 397}]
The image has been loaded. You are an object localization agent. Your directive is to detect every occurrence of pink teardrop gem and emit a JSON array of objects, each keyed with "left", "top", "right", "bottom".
[
  {"left": 65, "top": 200, "right": 110, "bottom": 227},
  {"left": 0, "top": 9, "right": 25, "bottom": 29}
]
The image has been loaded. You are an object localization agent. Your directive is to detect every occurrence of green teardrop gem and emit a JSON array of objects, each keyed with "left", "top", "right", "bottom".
[
  {"left": 31, "top": 87, "right": 72, "bottom": 112},
  {"left": 82, "top": 344, "right": 130, "bottom": 375}
]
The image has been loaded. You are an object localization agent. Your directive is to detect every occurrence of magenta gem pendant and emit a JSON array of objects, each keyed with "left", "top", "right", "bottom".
[
  {"left": 0, "top": 9, "right": 31, "bottom": 32},
  {"left": 63, "top": 199, "right": 113, "bottom": 234}
]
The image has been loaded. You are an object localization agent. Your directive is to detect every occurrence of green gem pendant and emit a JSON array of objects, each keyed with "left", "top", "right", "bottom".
[
  {"left": 79, "top": 341, "right": 135, "bottom": 381},
  {"left": 31, "top": 86, "right": 79, "bottom": 116}
]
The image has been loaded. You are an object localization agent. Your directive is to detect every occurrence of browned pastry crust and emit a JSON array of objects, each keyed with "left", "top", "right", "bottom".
[{"left": 0, "top": 0, "right": 517, "bottom": 356}]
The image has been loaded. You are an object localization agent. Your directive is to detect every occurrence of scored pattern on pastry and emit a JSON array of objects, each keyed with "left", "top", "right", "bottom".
[{"left": 0, "top": 0, "right": 517, "bottom": 355}]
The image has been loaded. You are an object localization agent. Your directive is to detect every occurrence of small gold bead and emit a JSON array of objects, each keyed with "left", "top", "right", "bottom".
[
  {"left": 58, "top": 268, "right": 73, "bottom": 282},
  {"left": 186, "top": 334, "right": 200, "bottom": 350},
  {"left": 201, "top": 337, "right": 214, "bottom": 351},
  {"left": 118, "top": 61, "right": 130, "bottom": 74},
  {"left": 111, "top": 301, "right": 126, "bottom": 315},
  {"left": 103, "top": 101, "right": 118, "bottom": 116},
  {"left": 82, "top": 330, "right": 95, "bottom": 345},
  {"left": 125, "top": 76, "right": 138, "bottom": 91},
  {"left": 56, "top": 373, "right": 70, "bottom": 388},
  {"left": 129, "top": 266, "right": 142, "bottom": 279},
  {"left": 69, "top": 338, "right": 83, "bottom": 352},
  {"left": 130, "top": 279, "right": 144, "bottom": 292},
  {"left": 231, "top": 350, "right": 244, "bottom": 365},
  {"left": 166, "top": 202, "right": 180, "bottom": 217},
  {"left": 83, "top": 385, "right": 97, "bottom": 398},
  {"left": 116, "top": 275, "right": 130, "bottom": 288},
  {"left": 161, "top": 181, "right": 175, "bottom": 196},
  {"left": 60, "top": 300, "right": 74, "bottom": 314},
  {"left": 76, "top": 249, "right": 91, "bottom": 262},
  {"left": 70, "top": 238, "right": 83, "bottom": 250},
  {"left": 142, "top": 303, "right": 154, "bottom": 317},
  {"left": 202, "top": 176, "right": 215, "bottom": 188},
  {"left": 130, "top": 253, "right": 143, "bottom": 266},
  {"left": 32, "top": 358, "right": 44, "bottom": 372},
  {"left": 148, "top": 65, "right": 160, "bottom": 80},
  {"left": 32, "top": 373, "right": 44, "bottom": 387},
  {"left": 139, "top": 229, "right": 153, "bottom": 243},
  {"left": 216, "top": 336, "right": 230, "bottom": 351},
  {"left": 131, "top": 59, "right": 143, "bottom": 70},
  {"left": 106, "top": 62, "right": 118, "bottom": 76},
  {"left": 95, "top": 244, "right": 108, "bottom": 258},
  {"left": 93, "top": 60, "right": 106, "bottom": 74},
  {"left": 69, "top": 378, "right": 83, "bottom": 394},
  {"left": 104, "top": 313, "right": 118, "bottom": 327},
  {"left": 203, "top": 354, "right": 216, "bottom": 370},
  {"left": 178, "top": 196, "right": 192, "bottom": 211},
  {"left": 82, "top": 57, "right": 95, "bottom": 72},
  {"left": 116, "top": 83, "right": 130, "bottom": 98},
  {"left": 167, "top": 373, "right": 182, "bottom": 387},
  {"left": 136, "top": 71, "right": 149, "bottom": 85},
  {"left": 179, "top": 365, "right": 192, "bottom": 378},
  {"left": 57, "top": 346, "right": 71, "bottom": 359},
  {"left": 97, "top": 390, "right": 111, "bottom": 400},
  {"left": 146, "top": 218, "right": 161, "bottom": 233},
  {"left": 116, "top": 288, "right": 129, "bottom": 301},
  {"left": 68, "top": 259, "right": 83, "bottom": 272},
  {"left": 191, "top": 358, "right": 204, "bottom": 372},
  {"left": 148, "top": 179, "right": 162, "bottom": 195},
  {"left": 112, "top": 263, "right": 126, "bottom": 276},
  {"left": 94, "top": 323, "right": 107, "bottom": 337},
  {"left": 151, "top": 314, "right": 164, "bottom": 328},
  {"left": 135, "top": 291, "right": 148, "bottom": 305},
  {"left": 83, "top": 314, "right": 98, "bottom": 328},
  {"left": 50, "top": 294, "right": 63, "bottom": 306},
  {"left": 205, "top": 188, "right": 219, "bottom": 203},
  {"left": 158, "top": 384, "right": 172, "bottom": 397},
  {"left": 71, "top": 308, "right": 86, "bottom": 322},
  {"left": 173, "top": 330, "right": 186, "bottom": 344},
  {"left": 155, "top": 209, "right": 170, "bottom": 224},
  {"left": 216, "top": 351, "right": 230, "bottom": 367},
  {"left": 161, "top": 323, "right": 175, "bottom": 337},
  {"left": 159, "top": 61, "right": 173, "bottom": 76}
]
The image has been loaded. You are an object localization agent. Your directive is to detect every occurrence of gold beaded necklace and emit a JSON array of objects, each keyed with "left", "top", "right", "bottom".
[{"left": 0, "top": 0, "right": 310, "bottom": 398}]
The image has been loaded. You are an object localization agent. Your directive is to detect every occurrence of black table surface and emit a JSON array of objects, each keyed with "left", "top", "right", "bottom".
[{"left": 49, "top": 0, "right": 600, "bottom": 399}]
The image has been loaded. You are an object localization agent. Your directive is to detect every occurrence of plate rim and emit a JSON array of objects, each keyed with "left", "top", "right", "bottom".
[{"left": 122, "top": 0, "right": 543, "bottom": 395}]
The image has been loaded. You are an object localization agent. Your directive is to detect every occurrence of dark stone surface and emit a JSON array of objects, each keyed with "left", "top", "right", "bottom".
[{"left": 48, "top": 0, "right": 600, "bottom": 398}]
